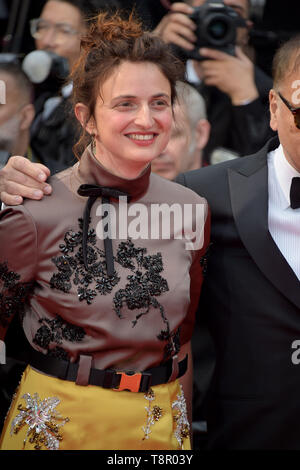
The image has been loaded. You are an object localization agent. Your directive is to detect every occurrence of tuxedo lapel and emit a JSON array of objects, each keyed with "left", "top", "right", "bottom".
[{"left": 228, "top": 140, "right": 300, "bottom": 310}]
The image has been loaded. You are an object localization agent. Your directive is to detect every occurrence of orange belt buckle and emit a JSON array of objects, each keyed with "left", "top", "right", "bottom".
[{"left": 114, "top": 371, "right": 142, "bottom": 392}]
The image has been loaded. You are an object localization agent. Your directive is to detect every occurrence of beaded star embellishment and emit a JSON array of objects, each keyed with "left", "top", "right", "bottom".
[{"left": 10, "top": 393, "right": 69, "bottom": 450}]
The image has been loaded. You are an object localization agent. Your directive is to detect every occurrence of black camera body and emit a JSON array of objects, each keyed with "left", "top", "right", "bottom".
[{"left": 186, "top": 0, "right": 246, "bottom": 60}]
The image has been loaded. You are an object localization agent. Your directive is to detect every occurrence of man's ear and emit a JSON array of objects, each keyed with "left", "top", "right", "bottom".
[
  {"left": 269, "top": 89, "right": 278, "bottom": 132},
  {"left": 195, "top": 118, "right": 210, "bottom": 150},
  {"left": 20, "top": 104, "right": 35, "bottom": 131},
  {"left": 74, "top": 102, "right": 95, "bottom": 135}
]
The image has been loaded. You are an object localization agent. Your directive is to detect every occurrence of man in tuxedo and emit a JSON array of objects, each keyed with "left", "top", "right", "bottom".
[
  {"left": 1, "top": 35, "right": 300, "bottom": 449},
  {"left": 176, "top": 35, "right": 300, "bottom": 449}
]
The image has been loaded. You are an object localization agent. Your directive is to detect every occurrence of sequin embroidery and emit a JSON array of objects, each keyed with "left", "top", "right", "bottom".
[
  {"left": 10, "top": 393, "right": 69, "bottom": 450},
  {"left": 172, "top": 384, "right": 190, "bottom": 449},
  {"left": 50, "top": 220, "right": 178, "bottom": 359},
  {"left": 0, "top": 262, "right": 35, "bottom": 327},
  {"left": 33, "top": 314, "right": 86, "bottom": 357},
  {"left": 142, "top": 388, "right": 163, "bottom": 441},
  {"left": 50, "top": 219, "right": 120, "bottom": 302}
]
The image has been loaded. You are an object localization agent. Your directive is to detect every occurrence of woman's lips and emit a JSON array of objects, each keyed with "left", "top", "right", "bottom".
[{"left": 125, "top": 133, "right": 158, "bottom": 145}]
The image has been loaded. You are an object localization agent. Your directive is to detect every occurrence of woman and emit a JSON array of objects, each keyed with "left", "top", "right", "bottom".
[{"left": 0, "top": 12, "right": 209, "bottom": 450}]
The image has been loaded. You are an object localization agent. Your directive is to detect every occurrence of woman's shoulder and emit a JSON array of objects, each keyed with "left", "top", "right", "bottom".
[
  {"left": 47, "top": 163, "right": 77, "bottom": 193},
  {"left": 4, "top": 164, "right": 81, "bottom": 240},
  {"left": 23, "top": 164, "right": 79, "bottom": 214}
]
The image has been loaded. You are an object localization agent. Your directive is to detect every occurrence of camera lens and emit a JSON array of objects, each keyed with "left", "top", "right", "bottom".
[{"left": 208, "top": 19, "right": 228, "bottom": 40}]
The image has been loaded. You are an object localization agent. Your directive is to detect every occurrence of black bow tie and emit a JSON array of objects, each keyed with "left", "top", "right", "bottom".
[
  {"left": 77, "top": 184, "right": 130, "bottom": 276},
  {"left": 290, "top": 177, "right": 300, "bottom": 209}
]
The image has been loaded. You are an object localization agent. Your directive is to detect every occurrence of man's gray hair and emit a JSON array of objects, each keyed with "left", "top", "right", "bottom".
[{"left": 175, "top": 81, "right": 207, "bottom": 128}]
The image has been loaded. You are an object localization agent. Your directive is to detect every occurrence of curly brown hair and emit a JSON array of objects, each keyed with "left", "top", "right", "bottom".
[{"left": 70, "top": 11, "right": 185, "bottom": 159}]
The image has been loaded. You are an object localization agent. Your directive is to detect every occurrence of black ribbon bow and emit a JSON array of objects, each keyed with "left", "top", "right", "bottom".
[
  {"left": 77, "top": 184, "right": 130, "bottom": 276},
  {"left": 290, "top": 177, "right": 300, "bottom": 209}
]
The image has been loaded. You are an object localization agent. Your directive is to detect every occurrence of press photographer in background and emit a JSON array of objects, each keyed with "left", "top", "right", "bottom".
[
  {"left": 154, "top": 0, "right": 274, "bottom": 164},
  {"left": 25, "top": 0, "right": 121, "bottom": 174},
  {"left": 24, "top": 0, "right": 92, "bottom": 174}
]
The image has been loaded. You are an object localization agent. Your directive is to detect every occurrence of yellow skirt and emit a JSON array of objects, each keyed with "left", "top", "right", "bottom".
[{"left": 0, "top": 365, "right": 190, "bottom": 450}]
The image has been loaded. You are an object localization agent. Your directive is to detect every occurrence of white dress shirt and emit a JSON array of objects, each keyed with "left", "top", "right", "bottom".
[
  {"left": 268, "top": 144, "right": 300, "bottom": 280},
  {"left": 42, "top": 82, "right": 73, "bottom": 120},
  {"left": 186, "top": 60, "right": 201, "bottom": 86}
]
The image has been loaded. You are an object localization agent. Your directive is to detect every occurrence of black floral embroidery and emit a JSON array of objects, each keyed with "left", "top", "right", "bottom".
[
  {"left": 112, "top": 240, "right": 174, "bottom": 359},
  {"left": 47, "top": 346, "right": 70, "bottom": 361},
  {"left": 33, "top": 314, "right": 86, "bottom": 357},
  {"left": 50, "top": 218, "right": 120, "bottom": 303},
  {"left": 0, "top": 262, "right": 35, "bottom": 327},
  {"left": 114, "top": 241, "right": 178, "bottom": 359},
  {"left": 50, "top": 220, "right": 179, "bottom": 360}
]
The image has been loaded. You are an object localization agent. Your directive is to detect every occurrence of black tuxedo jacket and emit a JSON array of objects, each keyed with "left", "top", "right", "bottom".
[{"left": 177, "top": 137, "right": 300, "bottom": 449}]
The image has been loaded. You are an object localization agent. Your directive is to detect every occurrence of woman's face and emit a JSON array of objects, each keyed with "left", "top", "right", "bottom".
[{"left": 86, "top": 61, "right": 173, "bottom": 178}]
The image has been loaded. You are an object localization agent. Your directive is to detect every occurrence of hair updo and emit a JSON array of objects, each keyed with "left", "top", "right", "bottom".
[{"left": 70, "top": 11, "right": 185, "bottom": 158}]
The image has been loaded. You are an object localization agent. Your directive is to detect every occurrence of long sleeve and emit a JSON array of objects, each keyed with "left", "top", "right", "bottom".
[{"left": 0, "top": 206, "right": 37, "bottom": 339}]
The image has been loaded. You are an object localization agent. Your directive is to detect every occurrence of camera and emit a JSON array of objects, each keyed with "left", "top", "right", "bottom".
[
  {"left": 186, "top": 0, "right": 247, "bottom": 60},
  {"left": 22, "top": 50, "right": 69, "bottom": 94}
]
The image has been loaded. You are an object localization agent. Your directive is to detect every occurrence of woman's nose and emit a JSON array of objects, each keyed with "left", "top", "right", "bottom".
[{"left": 134, "top": 105, "right": 154, "bottom": 127}]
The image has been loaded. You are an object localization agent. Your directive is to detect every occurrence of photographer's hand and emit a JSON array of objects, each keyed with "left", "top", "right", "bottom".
[
  {"left": 154, "top": 2, "right": 196, "bottom": 51},
  {"left": 193, "top": 46, "right": 259, "bottom": 105},
  {"left": 0, "top": 157, "right": 52, "bottom": 206}
]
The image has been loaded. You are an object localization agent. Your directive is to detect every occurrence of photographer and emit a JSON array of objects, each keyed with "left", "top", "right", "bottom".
[
  {"left": 154, "top": 0, "right": 274, "bottom": 164},
  {"left": 27, "top": 0, "right": 90, "bottom": 173},
  {"left": 28, "top": 0, "right": 121, "bottom": 174}
]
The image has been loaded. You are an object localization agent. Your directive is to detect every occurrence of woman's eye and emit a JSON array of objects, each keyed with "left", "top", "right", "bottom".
[
  {"left": 116, "top": 102, "right": 134, "bottom": 109},
  {"left": 153, "top": 100, "right": 168, "bottom": 107}
]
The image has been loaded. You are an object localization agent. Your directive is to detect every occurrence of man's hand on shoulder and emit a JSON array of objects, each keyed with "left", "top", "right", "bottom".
[{"left": 0, "top": 156, "right": 52, "bottom": 206}]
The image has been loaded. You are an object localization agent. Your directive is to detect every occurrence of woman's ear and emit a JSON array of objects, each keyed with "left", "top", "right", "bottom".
[{"left": 74, "top": 102, "right": 95, "bottom": 135}]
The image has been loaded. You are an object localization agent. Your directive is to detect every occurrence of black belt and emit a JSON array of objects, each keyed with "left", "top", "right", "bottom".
[{"left": 28, "top": 347, "right": 188, "bottom": 393}]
